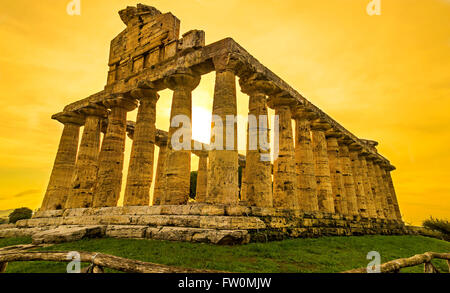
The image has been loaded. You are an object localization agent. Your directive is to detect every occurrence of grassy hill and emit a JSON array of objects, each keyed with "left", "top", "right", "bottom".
[{"left": 1, "top": 235, "right": 449, "bottom": 273}]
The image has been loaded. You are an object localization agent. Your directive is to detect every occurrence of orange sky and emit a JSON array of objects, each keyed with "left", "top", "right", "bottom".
[{"left": 0, "top": 0, "right": 449, "bottom": 225}]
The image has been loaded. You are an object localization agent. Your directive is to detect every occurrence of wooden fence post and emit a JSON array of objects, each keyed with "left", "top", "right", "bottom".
[
  {"left": 0, "top": 262, "right": 8, "bottom": 273},
  {"left": 424, "top": 262, "right": 439, "bottom": 273}
]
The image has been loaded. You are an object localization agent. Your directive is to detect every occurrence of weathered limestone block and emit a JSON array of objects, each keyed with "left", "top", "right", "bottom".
[
  {"left": 66, "top": 105, "right": 106, "bottom": 209},
  {"left": 224, "top": 205, "right": 251, "bottom": 216},
  {"left": 105, "top": 225, "right": 147, "bottom": 238},
  {"left": 207, "top": 56, "right": 239, "bottom": 205},
  {"left": 146, "top": 227, "right": 250, "bottom": 245},
  {"left": 239, "top": 77, "right": 273, "bottom": 207},
  {"left": 41, "top": 112, "right": 84, "bottom": 211},
  {"left": 122, "top": 205, "right": 162, "bottom": 215},
  {"left": 311, "top": 121, "right": 335, "bottom": 213},
  {"left": 135, "top": 215, "right": 201, "bottom": 227},
  {"left": 16, "top": 217, "right": 63, "bottom": 228},
  {"left": 33, "top": 210, "right": 64, "bottom": 219},
  {"left": 195, "top": 153, "right": 208, "bottom": 203},
  {"left": 124, "top": 85, "right": 159, "bottom": 206},
  {"left": 249, "top": 207, "right": 277, "bottom": 217},
  {"left": 366, "top": 158, "right": 385, "bottom": 219},
  {"left": 32, "top": 225, "right": 106, "bottom": 244},
  {"left": 160, "top": 205, "right": 193, "bottom": 215},
  {"left": 162, "top": 68, "right": 200, "bottom": 205},
  {"left": 326, "top": 134, "right": 348, "bottom": 215},
  {"left": 178, "top": 30, "right": 205, "bottom": 50},
  {"left": 266, "top": 217, "right": 293, "bottom": 229},
  {"left": 267, "top": 94, "right": 298, "bottom": 209},
  {"left": 94, "top": 96, "right": 138, "bottom": 207},
  {"left": 193, "top": 229, "right": 250, "bottom": 245},
  {"left": 293, "top": 107, "right": 319, "bottom": 212},
  {"left": 0, "top": 227, "right": 50, "bottom": 238},
  {"left": 152, "top": 141, "right": 168, "bottom": 205},
  {"left": 199, "top": 216, "right": 266, "bottom": 230},
  {"left": 358, "top": 154, "right": 378, "bottom": 218}
]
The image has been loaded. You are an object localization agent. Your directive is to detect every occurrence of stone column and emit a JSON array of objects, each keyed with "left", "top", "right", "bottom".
[
  {"left": 152, "top": 139, "right": 168, "bottom": 205},
  {"left": 65, "top": 105, "right": 107, "bottom": 209},
  {"left": 338, "top": 139, "right": 359, "bottom": 216},
  {"left": 311, "top": 121, "right": 335, "bottom": 213},
  {"left": 123, "top": 85, "right": 159, "bottom": 206},
  {"left": 93, "top": 95, "right": 138, "bottom": 208},
  {"left": 366, "top": 157, "right": 385, "bottom": 219},
  {"left": 348, "top": 147, "right": 369, "bottom": 217},
  {"left": 240, "top": 164, "right": 247, "bottom": 201},
  {"left": 206, "top": 56, "right": 239, "bottom": 205},
  {"left": 358, "top": 154, "right": 378, "bottom": 218},
  {"left": 162, "top": 68, "right": 200, "bottom": 205},
  {"left": 373, "top": 161, "right": 394, "bottom": 219},
  {"left": 383, "top": 165, "right": 402, "bottom": 221},
  {"left": 326, "top": 132, "right": 348, "bottom": 215},
  {"left": 267, "top": 94, "right": 298, "bottom": 210},
  {"left": 239, "top": 78, "right": 273, "bottom": 207},
  {"left": 292, "top": 107, "right": 319, "bottom": 212},
  {"left": 41, "top": 112, "right": 84, "bottom": 211},
  {"left": 195, "top": 152, "right": 208, "bottom": 203}
]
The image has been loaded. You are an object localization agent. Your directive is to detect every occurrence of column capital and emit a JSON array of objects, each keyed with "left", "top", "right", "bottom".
[
  {"left": 348, "top": 142, "right": 363, "bottom": 152},
  {"left": 267, "top": 92, "right": 297, "bottom": 109},
  {"left": 382, "top": 163, "right": 396, "bottom": 171},
  {"left": 365, "top": 153, "right": 379, "bottom": 162},
  {"left": 131, "top": 80, "right": 159, "bottom": 102},
  {"left": 239, "top": 74, "right": 279, "bottom": 96},
  {"left": 338, "top": 135, "right": 355, "bottom": 146},
  {"left": 325, "top": 129, "right": 343, "bottom": 139},
  {"left": 79, "top": 104, "right": 108, "bottom": 118},
  {"left": 292, "top": 105, "right": 317, "bottom": 121},
  {"left": 361, "top": 139, "right": 379, "bottom": 153},
  {"left": 165, "top": 68, "right": 201, "bottom": 91},
  {"left": 103, "top": 95, "right": 138, "bottom": 111},
  {"left": 310, "top": 119, "right": 332, "bottom": 132},
  {"left": 212, "top": 53, "right": 240, "bottom": 74},
  {"left": 155, "top": 129, "right": 169, "bottom": 147},
  {"left": 358, "top": 151, "right": 371, "bottom": 158},
  {"left": 52, "top": 111, "right": 85, "bottom": 126}
]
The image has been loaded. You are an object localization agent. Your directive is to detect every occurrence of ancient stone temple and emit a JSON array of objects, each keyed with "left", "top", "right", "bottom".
[{"left": 1, "top": 5, "right": 407, "bottom": 245}]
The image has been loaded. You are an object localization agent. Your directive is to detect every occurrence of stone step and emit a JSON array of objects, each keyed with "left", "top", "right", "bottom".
[
  {"left": 17, "top": 214, "right": 267, "bottom": 230},
  {"left": 106, "top": 225, "right": 250, "bottom": 245},
  {"left": 33, "top": 205, "right": 306, "bottom": 219},
  {"left": 32, "top": 225, "right": 105, "bottom": 244}
]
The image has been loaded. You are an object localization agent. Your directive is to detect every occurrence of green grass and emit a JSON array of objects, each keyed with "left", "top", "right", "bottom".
[
  {"left": 0, "top": 237, "right": 32, "bottom": 248},
  {"left": 1, "top": 235, "right": 449, "bottom": 273}
]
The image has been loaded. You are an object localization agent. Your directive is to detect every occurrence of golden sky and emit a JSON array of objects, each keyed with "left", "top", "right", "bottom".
[{"left": 0, "top": 0, "right": 449, "bottom": 225}]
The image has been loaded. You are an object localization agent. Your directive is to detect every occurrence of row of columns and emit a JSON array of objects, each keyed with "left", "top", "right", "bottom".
[{"left": 41, "top": 58, "right": 402, "bottom": 222}]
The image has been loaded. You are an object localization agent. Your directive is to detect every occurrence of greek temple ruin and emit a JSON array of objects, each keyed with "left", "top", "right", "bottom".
[{"left": 1, "top": 4, "right": 408, "bottom": 245}]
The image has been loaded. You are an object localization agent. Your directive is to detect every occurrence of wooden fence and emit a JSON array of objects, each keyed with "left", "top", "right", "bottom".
[{"left": 343, "top": 252, "right": 450, "bottom": 273}]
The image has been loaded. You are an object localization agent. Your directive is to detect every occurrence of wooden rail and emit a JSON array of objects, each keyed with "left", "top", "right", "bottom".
[
  {"left": 0, "top": 251, "right": 224, "bottom": 273},
  {"left": 343, "top": 252, "right": 450, "bottom": 273}
]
